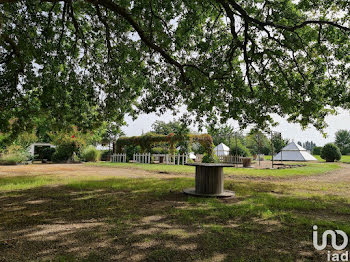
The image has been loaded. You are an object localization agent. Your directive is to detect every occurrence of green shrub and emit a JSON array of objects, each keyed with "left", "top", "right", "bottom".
[
  {"left": 312, "top": 146, "right": 322, "bottom": 155},
  {"left": 82, "top": 146, "right": 100, "bottom": 162},
  {"left": 52, "top": 143, "right": 77, "bottom": 163},
  {"left": 230, "top": 142, "right": 251, "bottom": 157},
  {"left": 202, "top": 153, "right": 218, "bottom": 163},
  {"left": 100, "top": 150, "right": 111, "bottom": 161},
  {"left": 151, "top": 147, "right": 169, "bottom": 154},
  {"left": 0, "top": 152, "right": 28, "bottom": 165},
  {"left": 187, "top": 158, "right": 194, "bottom": 164},
  {"left": 320, "top": 143, "right": 341, "bottom": 162},
  {"left": 41, "top": 147, "right": 56, "bottom": 161}
]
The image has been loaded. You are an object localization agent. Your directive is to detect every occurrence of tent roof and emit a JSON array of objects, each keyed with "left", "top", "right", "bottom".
[
  {"left": 214, "top": 143, "right": 230, "bottom": 151},
  {"left": 281, "top": 142, "right": 307, "bottom": 151}
]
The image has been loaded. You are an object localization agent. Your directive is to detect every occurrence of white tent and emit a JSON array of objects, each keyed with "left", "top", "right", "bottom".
[
  {"left": 273, "top": 142, "right": 317, "bottom": 161},
  {"left": 214, "top": 143, "right": 230, "bottom": 156}
]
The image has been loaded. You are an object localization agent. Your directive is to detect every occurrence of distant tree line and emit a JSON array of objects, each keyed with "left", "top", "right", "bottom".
[{"left": 297, "top": 141, "right": 317, "bottom": 152}]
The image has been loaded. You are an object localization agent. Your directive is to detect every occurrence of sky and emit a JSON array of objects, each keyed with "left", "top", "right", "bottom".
[{"left": 121, "top": 108, "right": 350, "bottom": 146}]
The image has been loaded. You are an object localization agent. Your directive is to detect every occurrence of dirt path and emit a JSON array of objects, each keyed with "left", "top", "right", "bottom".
[
  {"left": 0, "top": 163, "right": 193, "bottom": 179},
  {"left": 290, "top": 163, "right": 350, "bottom": 183},
  {"left": 1, "top": 162, "right": 350, "bottom": 184}
]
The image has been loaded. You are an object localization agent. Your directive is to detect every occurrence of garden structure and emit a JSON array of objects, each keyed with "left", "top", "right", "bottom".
[{"left": 114, "top": 133, "right": 214, "bottom": 157}]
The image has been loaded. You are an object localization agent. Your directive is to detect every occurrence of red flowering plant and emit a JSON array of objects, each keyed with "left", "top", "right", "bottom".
[{"left": 49, "top": 126, "right": 88, "bottom": 162}]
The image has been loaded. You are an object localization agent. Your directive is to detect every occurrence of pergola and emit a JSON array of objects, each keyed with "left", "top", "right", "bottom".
[{"left": 114, "top": 133, "right": 214, "bottom": 156}]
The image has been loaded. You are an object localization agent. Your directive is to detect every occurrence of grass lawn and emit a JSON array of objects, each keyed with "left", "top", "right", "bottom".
[
  {"left": 313, "top": 154, "right": 350, "bottom": 163},
  {"left": 87, "top": 161, "right": 340, "bottom": 178},
  {"left": 0, "top": 163, "right": 349, "bottom": 261}
]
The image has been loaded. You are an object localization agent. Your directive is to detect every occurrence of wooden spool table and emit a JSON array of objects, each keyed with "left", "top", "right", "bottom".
[{"left": 183, "top": 163, "right": 235, "bottom": 198}]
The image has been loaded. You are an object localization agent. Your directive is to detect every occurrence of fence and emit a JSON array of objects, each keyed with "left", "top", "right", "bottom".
[
  {"left": 111, "top": 153, "right": 127, "bottom": 163},
  {"left": 217, "top": 155, "right": 243, "bottom": 164},
  {"left": 133, "top": 153, "right": 188, "bottom": 165},
  {"left": 133, "top": 153, "right": 152, "bottom": 164}
]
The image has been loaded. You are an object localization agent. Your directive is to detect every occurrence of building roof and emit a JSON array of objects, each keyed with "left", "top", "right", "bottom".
[{"left": 214, "top": 143, "right": 230, "bottom": 156}]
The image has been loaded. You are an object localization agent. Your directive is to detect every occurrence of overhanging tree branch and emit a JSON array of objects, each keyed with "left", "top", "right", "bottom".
[{"left": 227, "top": 0, "right": 350, "bottom": 32}]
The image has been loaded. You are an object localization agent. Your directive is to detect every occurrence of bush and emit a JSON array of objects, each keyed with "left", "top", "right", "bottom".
[
  {"left": 82, "top": 146, "right": 100, "bottom": 162},
  {"left": 100, "top": 150, "right": 111, "bottom": 161},
  {"left": 52, "top": 142, "right": 77, "bottom": 163},
  {"left": 202, "top": 153, "right": 219, "bottom": 163},
  {"left": 187, "top": 158, "right": 194, "bottom": 164},
  {"left": 320, "top": 143, "right": 341, "bottom": 162},
  {"left": 0, "top": 152, "right": 28, "bottom": 165},
  {"left": 230, "top": 142, "right": 251, "bottom": 157},
  {"left": 312, "top": 146, "right": 322, "bottom": 155},
  {"left": 151, "top": 147, "right": 169, "bottom": 154},
  {"left": 41, "top": 147, "right": 56, "bottom": 161}
]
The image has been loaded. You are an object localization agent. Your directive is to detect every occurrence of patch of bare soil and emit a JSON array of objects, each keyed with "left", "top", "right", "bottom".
[
  {"left": 0, "top": 163, "right": 193, "bottom": 179},
  {"left": 293, "top": 163, "right": 350, "bottom": 183}
]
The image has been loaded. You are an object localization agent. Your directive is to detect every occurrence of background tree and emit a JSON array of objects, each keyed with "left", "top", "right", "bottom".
[
  {"left": 1, "top": 0, "right": 349, "bottom": 138},
  {"left": 151, "top": 121, "right": 188, "bottom": 135},
  {"left": 229, "top": 141, "right": 250, "bottom": 157},
  {"left": 335, "top": 130, "right": 350, "bottom": 155},
  {"left": 207, "top": 124, "right": 242, "bottom": 146},
  {"left": 272, "top": 137, "right": 289, "bottom": 153},
  {"left": 246, "top": 131, "right": 270, "bottom": 155},
  {"left": 312, "top": 146, "right": 323, "bottom": 155},
  {"left": 302, "top": 141, "right": 317, "bottom": 152}
]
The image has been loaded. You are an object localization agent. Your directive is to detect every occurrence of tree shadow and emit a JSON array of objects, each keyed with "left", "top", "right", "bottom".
[{"left": 0, "top": 177, "right": 349, "bottom": 261}]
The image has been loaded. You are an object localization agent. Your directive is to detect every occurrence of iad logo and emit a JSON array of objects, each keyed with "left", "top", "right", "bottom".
[{"left": 313, "top": 225, "right": 349, "bottom": 261}]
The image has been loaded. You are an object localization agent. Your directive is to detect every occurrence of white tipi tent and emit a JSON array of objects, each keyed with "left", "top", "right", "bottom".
[
  {"left": 214, "top": 143, "right": 230, "bottom": 156},
  {"left": 274, "top": 142, "right": 317, "bottom": 161}
]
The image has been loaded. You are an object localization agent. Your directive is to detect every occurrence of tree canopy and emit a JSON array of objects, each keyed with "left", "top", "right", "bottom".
[
  {"left": 1, "top": 0, "right": 349, "bottom": 136},
  {"left": 151, "top": 120, "right": 190, "bottom": 135},
  {"left": 335, "top": 129, "right": 350, "bottom": 154}
]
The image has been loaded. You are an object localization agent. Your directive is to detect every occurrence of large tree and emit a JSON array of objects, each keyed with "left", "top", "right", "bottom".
[
  {"left": 335, "top": 129, "right": 350, "bottom": 155},
  {"left": 1, "top": 0, "right": 349, "bottom": 136},
  {"left": 151, "top": 120, "right": 189, "bottom": 135}
]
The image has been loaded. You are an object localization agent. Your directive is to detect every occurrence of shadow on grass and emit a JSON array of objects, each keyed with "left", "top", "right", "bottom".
[{"left": 0, "top": 176, "right": 349, "bottom": 261}]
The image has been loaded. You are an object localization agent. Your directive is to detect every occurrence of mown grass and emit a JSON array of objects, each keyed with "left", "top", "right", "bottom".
[
  {"left": 0, "top": 175, "right": 59, "bottom": 191},
  {"left": 86, "top": 161, "right": 340, "bottom": 178},
  {"left": 313, "top": 154, "right": 350, "bottom": 163}
]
